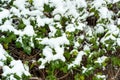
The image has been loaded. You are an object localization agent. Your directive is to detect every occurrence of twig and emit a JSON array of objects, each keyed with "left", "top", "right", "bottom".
[
  {"left": 57, "top": 72, "right": 70, "bottom": 80},
  {"left": 30, "top": 77, "right": 42, "bottom": 80},
  {"left": 55, "top": 70, "right": 59, "bottom": 76},
  {"left": 40, "top": 69, "right": 45, "bottom": 79},
  {"left": 112, "top": 68, "right": 120, "bottom": 80}
]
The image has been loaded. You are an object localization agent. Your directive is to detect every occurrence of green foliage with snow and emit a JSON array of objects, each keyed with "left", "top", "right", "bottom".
[{"left": 0, "top": 0, "right": 120, "bottom": 80}]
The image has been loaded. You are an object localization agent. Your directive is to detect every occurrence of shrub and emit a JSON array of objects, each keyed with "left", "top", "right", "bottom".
[{"left": 0, "top": 0, "right": 120, "bottom": 80}]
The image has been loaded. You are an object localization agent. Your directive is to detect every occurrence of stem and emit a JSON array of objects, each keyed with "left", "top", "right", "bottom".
[
  {"left": 112, "top": 68, "right": 120, "bottom": 80},
  {"left": 58, "top": 72, "right": 70, "bottom": 80}
]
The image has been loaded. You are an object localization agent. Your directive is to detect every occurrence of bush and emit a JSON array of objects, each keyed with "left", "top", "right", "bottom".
[{"left": 0, "top": 0, "right": 120, "bottom": 80}]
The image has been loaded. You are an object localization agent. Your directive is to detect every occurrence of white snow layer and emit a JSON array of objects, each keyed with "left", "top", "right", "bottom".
[
  {"left": 0, "top": 44, "right": 30, "bottom": 78},
  {"left": 0, "top": 24, "right": 35, "bottom": 36},
  {"left": 0, "top": 9, "right": 10, "bottom": 23},
  {"left": 39, "top": 34, "right": 69, "bottom": 69},
  {"left": 2, "top": 60, "right": 30, "bottom": 77},
  {"left": 95, "top": 56, "right": 107, "bottom": 65},
  {"left": 92, "top": 0, "right": 106, "bottom": 9},
  {"left": 66, "top": 24, "right": 76, "bottom": 32},
  {"left": 117, "top": 38, "right": 120, "bottom": 46},
  {"left": 13, "top": 0, "right": 26, "bottom": 10},
  {"left": 98, "top": 7, "right": 111, "bottom": 19},
  {"left": 0, "top": 0, "right": 120, "bottom": 79},
  {"left": 112, "top": 0, "right": 120, "bottom": 3},
  {"left": 68, "top": 51, "right": 85, "bottom": 69},
  {"left": 96, "top": 74, "right": 106, "bottom": 80},
  {"left": 0, "top": 44, "right": 7, "bottom": 62},
  {"left": 95, "top": 25, "right": 104, "bottom": 33}
]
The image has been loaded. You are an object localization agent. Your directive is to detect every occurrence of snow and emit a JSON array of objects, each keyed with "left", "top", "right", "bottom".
[
  {"left": 33, "top": 0, "right": 44, "bottom": 11},
  {"left": 13, "top": 0, "right": 26, "bottom": 10},
  {"left": 76, "top": 23, "right": 86, "bottom": 31},
  {"left": 65, "top": 1, "right": 79, "bottom": 18},
  {"left": 74, "top": 41, "right": 80, "bottom": 48},
  {"left": 92, "top": 0, "right": 106, "bottom": 9},
  {"left": 42, "top": 46, "right": 53, "bottom": 61},
  {"left": 68, "top": 51, "right": 85, "bottom": 69},
  {"left": 117, "top": 38, "right": 120, "bottom": 46},
  {"left": 36, "top": 16, "right": 45, "bottom": 26},
  {"left": 43, "top": 18, "right": 53, "bottom": 25},
  {"left": 0, "top": 0, "right": 120, "bottom": 79},
  {"left": 54, "top": 14, "right": 61, "bottom": 21},
  {"left": 79, "top": 35, "right": 84, "bottom": 40},
  {"left": 0, "top": 44, "right": 7, "bottom": 61},
  {"left": 117, "top": 18, "right": 120, "bottom": 25},
  {"left": 0, "top": 24, "right": 35, "bottom": 37},
  {"left": 39, "top": 46, "right": 54, "bottom": 69},
  {"left": 82, "top": 66, "right": 93, "bottom": 73},
  {"left": 49, "top": 25, "right": 57, "bottom": 37},
  {"left": 2, "top": 66, "right": 12, "bottom": 76},
  {"left": 10, "top": 7, "right": 20, "bottom": 17},
  {"left": 40, "top": 34, "right": 69, "bottom": 48},
  {"left": 76, "top": 0, "right": 87, "bottom": 8},
  {"left": 95, "top": 25, "right": 104, "bottom": 33},
  {"left": 98, "top": 7, "right": 110, "bottom": 19},
  {"left": 96, "top": 74, "right": 106, "bottom": 80},
  {"left": 82, "top": 66, "right": 87, "bottom": 73},
  {"left": 9, "top": 75, "right": 17, "bottom": 80},
  {"left": 84, "top": 45, "right": 90, "bottom": 51},
  {"left": 66, "top": 24, "right": 75, "bottom": 32},
  {"left": 51, "top": 0, "right": 87, "bottom": 17},
  {"left": 53, "top": 46, "right": 65, "bottom": 61},
  {"left": 107, "top": 24, "right": 119, "bottom": 35},
  {"left": 39, "top": 34, "right": 69, "bottom": 69},
  {"left": 22, "top": 25, "right": 35, "bottom": 36},
  {"left": 0, "top": 9, "right": 10, "bottom": 23},
  {"left": 29, "top": 10, "right": 43, "bottom": 16},
  {"left": 86, "top": 28, "right": 93, "bottom": 36},
  {"left": 0, "top": 24, "right": 15, "bottom": 32},
  {"left": 37, "top": 17, "right": 53, "bottom": 27},
  {"left": 0, "top": 44, "right": 30, "bottom": 78},
  {"left": 2, "top": 60, "right": 30, "bottom": 77},
  {"left": 22, "top": 18, "right": 30, "bottom": 25},
  {"left": 95, "top": 56, "right": 107, "bottom": 65},
  {"left": 112, "top": 0, "right": 120, "bottom": 3},
  {"left": 52, "top": 1, "right": 66, "bottom": 16},
  {"left": 0, "top": 62, "right": 4, "bottom": 66},
  {"left": 70, "top": 49, "right": 78, "bottom": 54},
  {"left": 101, "top": 34, "right": 116, "bottom": 44}
]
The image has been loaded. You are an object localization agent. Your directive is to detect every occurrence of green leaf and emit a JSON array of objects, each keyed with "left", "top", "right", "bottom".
[
  {"left": 111, "top": 57, "right": 120, "bottom": 66},
  {"left": 23, "top": 46, "right": 31, "bottom": 55},
  {"left": 55, "top": 29, "right": 62, "bottom": 37},
  {"left": 4, "top": 56, "right": 12, "bottom": 65},
  {"left": 14, "top": 73, "right": 21, "bottom": 80},
  {"left": 74, "top": 74, "right": 85, "bottom": 80},
  {"left": 44, "top": 4, "right": 54, "bottom": 13},
  {"left": 15, "top": 41, "right": 22, "bottom": 48},
  {"left": 18, "top": 21, "right": 26, "bottom": 29},
  {"left": 46, "top": 75, "right": 56, "bottom": 80},
  {"left": 60, "top": 16, "right": 68, "bottom": 27},
  {"left": 22, "top": 73, "right": 30, "bottom": 80},
  {"left": 105, "top": 39, "right": 114, "bottom": 44},
  {"left": 28, "top": 0, "right": 33, "bottom": 4},
  {"left": 3, "top": 43, "right": 8, "bottom": 49},
  {"left": 64, "top": 51, "right": 70, "bottom": 60}
]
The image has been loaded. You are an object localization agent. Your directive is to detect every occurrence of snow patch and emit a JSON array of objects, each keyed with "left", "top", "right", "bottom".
[
  {"left": 2, "top": 60, "right": 30, "bottom": 77},
  {"left": 68, "top": 51, "right": 85, "bottom": 69},
  {"left": 66, "top": 24, "right": 75, "bottom": 32},
  {"left": 95, "top": 56, "right": 107, "bottom": 65},
  {"left": 0, "top": 9, "right": 10, "bottom": 23},
  {"left": 39, "top": 34, "right": 69, "bottom": 69}
]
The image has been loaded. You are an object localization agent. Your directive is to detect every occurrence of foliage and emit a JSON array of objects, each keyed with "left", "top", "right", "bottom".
[{"left": 0, "top": 0, "right": 120, "bottom": 80}]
